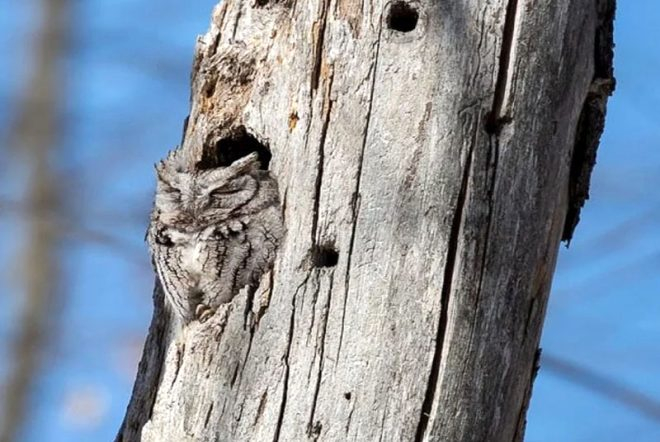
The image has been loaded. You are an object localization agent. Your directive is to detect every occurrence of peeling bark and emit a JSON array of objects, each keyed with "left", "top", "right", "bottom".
[{"left": 118, "top": 1, "right": 615, "bottom": 441}]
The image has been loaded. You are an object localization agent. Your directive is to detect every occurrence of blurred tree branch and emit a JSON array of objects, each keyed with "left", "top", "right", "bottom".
[
  {"left": 0, "top": 197, "right": 148, "bottom": 267},
  {"left": 0, "top": 0, "right": 69, "bottom": 440},
  {"left": 543, "top": 353, "right": 660, "bottom": 422}
]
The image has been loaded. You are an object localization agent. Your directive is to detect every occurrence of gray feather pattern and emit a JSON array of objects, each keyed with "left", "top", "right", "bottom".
[{"left": 147, "top": 149, "right": 284, "bottom": 323}]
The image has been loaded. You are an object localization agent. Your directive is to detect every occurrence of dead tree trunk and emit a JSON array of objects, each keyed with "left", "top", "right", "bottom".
[{"left": 118, "top": 1, "right": 614, "bottom": 441}]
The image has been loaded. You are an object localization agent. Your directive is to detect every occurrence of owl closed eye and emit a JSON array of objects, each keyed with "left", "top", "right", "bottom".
[
  {"left": 148, "top": 147, "right": 285, "bottom": 324},
  {"left": 204, "top": 175, "right": 257, "bottom": 210}
]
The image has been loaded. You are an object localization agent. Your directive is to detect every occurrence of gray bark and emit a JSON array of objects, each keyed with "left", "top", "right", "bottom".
[{"left": 118, "top": 0, "right": 614, "bottom": 441}]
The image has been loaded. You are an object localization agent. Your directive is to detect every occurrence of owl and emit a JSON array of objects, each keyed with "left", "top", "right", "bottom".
[{"left": 147, "top": 149, "right": 284, "bottom": 324}]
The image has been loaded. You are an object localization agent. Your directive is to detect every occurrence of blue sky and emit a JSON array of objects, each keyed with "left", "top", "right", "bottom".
[{"left": 1, "top": 1, "right": 658, "bottom": 441}]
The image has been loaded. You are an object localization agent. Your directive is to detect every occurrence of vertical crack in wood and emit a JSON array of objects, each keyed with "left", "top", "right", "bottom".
[
  {"left": 311, "top": 0, "right": 331, "bottom": 92},
  {"left": 306, "top": 275, "right": 320, "bottom": 351},
  {"left": 236, "top": 329, "right": 255, "bottom": 391},
  {"left": 273, "top": 306, "right": 294, "bottom": 441},
  {"left": 273, "top": 278, "right": 307, "bottom": 442},
  {"left": 307, "top": 276, "right": 334, "bottom": 437},
  {"left": 230, "top": 4, "right": 243, "bottom": 41},
  {"left": 486, "top": 0, "right": 519, "bottom": 133},
  {"left": 310, "top": 69, "right": 335, "bottom": 243},
  {"left": 204, "top": 402, "right": 215, "bottom": 429},
  {"left": 344, "top": 394, "right": 355, "bottom": 435},
  {"left": 337, "top": 21, "right": 383, "bottom": 361},
  {"left": 414, "top": 143, "right": 474, "bottom": 442},
  {"left": 473, "top": 132, "right": 500, "bottom": 309},
  {"left": 210, "top": 3, "right": 228, "bottom": 54}
]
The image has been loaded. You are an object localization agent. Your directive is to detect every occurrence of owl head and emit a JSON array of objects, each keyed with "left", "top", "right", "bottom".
[{"left": 154, "top": 150, "right": 263, "bottom": 229}]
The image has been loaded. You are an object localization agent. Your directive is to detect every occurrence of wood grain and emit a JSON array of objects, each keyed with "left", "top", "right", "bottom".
[{"left": 117, "top": 1, "right": 615, "bottom": 440}]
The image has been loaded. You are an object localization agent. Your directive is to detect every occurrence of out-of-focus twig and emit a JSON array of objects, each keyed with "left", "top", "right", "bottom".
[
  {"left": 0, "top": 0, "right": 69, "bottom": 440},
  {"left": 543, "top": 353, "right": 660, "bottom": 422},
  {"left": 0, "top": 197, "right": 148, "bottom": 267}
]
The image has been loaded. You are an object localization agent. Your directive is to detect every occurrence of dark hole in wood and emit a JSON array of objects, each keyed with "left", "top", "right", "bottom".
[
  {"left": 204, "top": 80, "right": 216, "bottom": 98},
  {"left": 387, "top": 2, "right": 419, "bottom": 33},
  {"left": 484, "top": 111, "right": 512, "bottom": 135},
  {"left": 484, "top": 111, "right": 499, "bottom": 134},
  {"left": 344, "top": 392, "right": 352, "bottom": 400},
  {"left": 312, "top": 245, "right": 339, "bottom": 268},
  {"left": 254, "top": 0, "right": 291, "bottom": 7},
  {"left": 198, "top": 126, "right": 271, "bottom": 170}
]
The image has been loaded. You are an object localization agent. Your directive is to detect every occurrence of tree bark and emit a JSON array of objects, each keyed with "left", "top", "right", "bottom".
[{"left": 118, "top": 1, "right": 614, "bottom": 441}]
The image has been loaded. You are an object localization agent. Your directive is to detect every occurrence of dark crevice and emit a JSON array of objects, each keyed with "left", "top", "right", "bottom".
[
  {"left": 244, "top": 285, "right": 256, "bottom": 331},
  {"left": 337, "top": 20, "right": 383, "bottom": 360},
  {"left": 307, "top": 421, "right": 322, "bottom": 440},
  {"left": 485, "top": 0, "right": 518, "bottom": 134},
  {"left": 204, "top": 79, "right": 217, "bottom": 98},
  {"left": 311, "top": 0, "right": 330, "bottom": 91},
  {"left": 254, "top": 0, "right": 294, "bottom": 7},
  {"left": 414, "top": 144, "right": 474, "bottom": 442},
  {"left": 208, "top": 6, "right": 225, "bottom": 55},
  {"left": 311, "top": 245, "right": 339, "bottom": 268},
  {"left": 231, "top": 6, "right": 243, "bottom": 41},
  {"left": 345, "top": 398, "right": 355, "bottom": 434},
  {"left": 198, "top": 126, "right": 271, "bottom": 170},
  {"left": 204, "top": 402, "right": 215, "bottom": 429},
  {"left": 310, "top": 74, "right": 334, "bottom": 242},
  {"left": 236, "top": 330, "right": 255, "bottom": 390},
  {"left": 253, "top": 391, "right": 268, "bottom": 426},
  {"left": 281, "top": 187, "right": 288, "bottom": 227},
  {"left": 230, "top": 364, "right": 240, "bottom": 388},
  {"left": 386, "top": 1, "right": 419, "bottom": 33}
]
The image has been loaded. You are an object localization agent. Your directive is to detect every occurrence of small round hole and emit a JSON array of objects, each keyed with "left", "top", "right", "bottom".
[
  {"left": 312, "top": 245, "right": 339, "bottom": 268},
  {"left": 387, "top": 2, "right": 419, "bottom": 33}
]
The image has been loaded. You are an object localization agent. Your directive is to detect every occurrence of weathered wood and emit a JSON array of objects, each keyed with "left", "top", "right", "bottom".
[{"left": 117, "top": 1, "right": 615, "bottom": 441}]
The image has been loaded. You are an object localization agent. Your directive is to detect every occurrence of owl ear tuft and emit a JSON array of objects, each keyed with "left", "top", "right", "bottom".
[
  {"left": 155, "top": 153, "right": 182, "bottom": 190},
  {"left": 227, "top": 152, "right": 260, "bottom": 174}
]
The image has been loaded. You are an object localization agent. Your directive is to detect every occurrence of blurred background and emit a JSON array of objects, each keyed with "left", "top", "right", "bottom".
[{"left": 0, "top": 1, "right": 657, "bottom": 441}]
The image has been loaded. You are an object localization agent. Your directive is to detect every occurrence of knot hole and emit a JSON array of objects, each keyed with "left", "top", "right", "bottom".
[
  {"left": 387, "top": 2, "right": 419, "bottom": 33},
  {"left": 312, "top": 245, "right": 339, "bottom": 268}
]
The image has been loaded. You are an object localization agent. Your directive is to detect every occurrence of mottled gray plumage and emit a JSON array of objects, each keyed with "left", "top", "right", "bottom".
[{"left": 147, "top": 149, "right": 284, "bottom": 323}]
